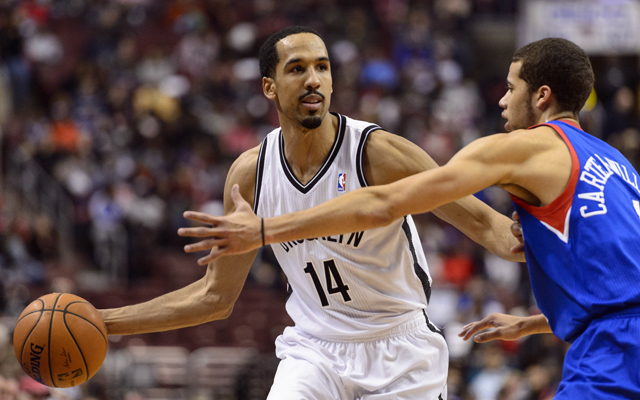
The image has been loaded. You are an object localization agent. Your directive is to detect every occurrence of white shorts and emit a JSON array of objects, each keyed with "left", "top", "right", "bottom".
[{"left": 267, "top": 311, "right": 448, "bottom": 400}]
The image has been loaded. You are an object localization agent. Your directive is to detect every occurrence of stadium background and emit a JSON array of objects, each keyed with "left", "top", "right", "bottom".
[{"left": 0, "top": 0, "right": 638, "bottom": 399}]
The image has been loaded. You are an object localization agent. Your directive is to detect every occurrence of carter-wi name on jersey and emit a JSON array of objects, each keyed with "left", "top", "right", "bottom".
[
  {"left": 578, "top": 153, "right": 640, "bottom": 218},
  {"left": 280, "top": 231, "right": 365, "bottom": 252}
]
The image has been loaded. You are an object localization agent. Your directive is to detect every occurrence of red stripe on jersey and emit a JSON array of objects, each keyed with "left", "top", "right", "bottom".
[
  {"left": 509, "top": 123, "right": 580, "bottom": 234},
  {"left": 558, "top": 119, "right": 581, "bottom": 129}
]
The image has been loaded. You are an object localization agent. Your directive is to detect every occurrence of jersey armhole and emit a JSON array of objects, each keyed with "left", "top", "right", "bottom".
[
  {"left": 355, "top": 125, "right": 383, "bottom": 188},
  {"left": 253, "top": 136, "right": 269, "bottom": 214},
  {"left": 509, "top": 122, "right": 580, "bottom": 232}
]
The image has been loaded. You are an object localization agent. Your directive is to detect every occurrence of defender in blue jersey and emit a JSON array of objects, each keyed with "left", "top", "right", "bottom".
[{"left": 183, "top": 38, "right": 640, "bottom": 398}]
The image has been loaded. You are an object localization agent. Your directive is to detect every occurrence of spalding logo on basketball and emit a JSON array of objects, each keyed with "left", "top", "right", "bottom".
[{"left": 13, "top": 293, "right": 108, "bottom": 388}]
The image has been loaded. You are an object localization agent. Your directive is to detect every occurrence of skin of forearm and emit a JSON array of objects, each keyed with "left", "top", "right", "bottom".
[
  {"left": 99, "top": 279, "right": 230, "bottom": 336},
  {"left": 263, "top": 166, "right": 476, "bottom": 244},
  {"left": 265, "top": 185, "right": 398, "bottom": 245},
  {"left": 263, "top": 172, "right": 523, "bottom": 265},
  {"left": 435, "top": 203, "right": 524, "bottom": 263},
  {"left": 483, "top": 215, "right": 526, "bottom": 262}
]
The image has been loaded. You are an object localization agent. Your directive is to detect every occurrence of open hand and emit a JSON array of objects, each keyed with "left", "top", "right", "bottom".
[
  {"left": 458, "top": 312, "right": 550, "bottom": 343},
  {"left": 178, "top": 184, "right": 262, "bottom": 265}
]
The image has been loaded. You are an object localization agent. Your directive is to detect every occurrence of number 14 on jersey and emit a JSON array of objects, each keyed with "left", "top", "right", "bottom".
[{"left": 304, "top": 259, "right": 352, "bottom": 306}]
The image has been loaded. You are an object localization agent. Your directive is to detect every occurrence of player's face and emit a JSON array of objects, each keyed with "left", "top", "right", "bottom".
[
  {"left": 499, "top": 61, "right": 537, "bottom": 132},
  {"left": 268, "top": 33, "right": 332, "bottom": 130}
]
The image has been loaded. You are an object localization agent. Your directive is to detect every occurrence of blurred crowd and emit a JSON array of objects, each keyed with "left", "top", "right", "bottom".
[{"left": 0, "top": 0, "right": 639, "bottom": 399}]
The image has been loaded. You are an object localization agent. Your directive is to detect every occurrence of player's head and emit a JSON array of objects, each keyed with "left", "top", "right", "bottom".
[
  {"left": 259, "top": 26, "right": 332, "bottom": 130},
  {"left": 499, "top": 38, "right": 594, "bottom": 131}
]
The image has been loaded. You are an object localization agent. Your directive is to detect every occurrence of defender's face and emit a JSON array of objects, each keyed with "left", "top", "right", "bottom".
[
  {"left": 499, "top": 61, "right": 537, "bottom": 132},
  {"left": 269, "top": 33, "right": 332, "bottom": 129}
]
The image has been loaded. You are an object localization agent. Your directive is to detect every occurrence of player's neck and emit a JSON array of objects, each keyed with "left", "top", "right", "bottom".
[
  {"left": 540, "top": 109, "right": 581, "bottom": 128},
  {"left": 280, "top": 113, "right": 339, "bottom": 184}
]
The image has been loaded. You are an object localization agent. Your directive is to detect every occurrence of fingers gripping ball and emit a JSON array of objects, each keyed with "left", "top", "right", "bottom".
[{"left": 13, "top": 293, "right": 108, "bottom": 388}]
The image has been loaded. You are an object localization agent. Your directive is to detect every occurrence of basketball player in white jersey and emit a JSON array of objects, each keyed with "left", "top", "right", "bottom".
[{"left": 101, "top": 26, "right": 524, "bottom": 399}]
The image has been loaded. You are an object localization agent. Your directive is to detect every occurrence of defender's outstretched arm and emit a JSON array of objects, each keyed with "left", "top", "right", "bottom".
[{"left": 179, "top": 133, "right": 526, "bottom": 261}]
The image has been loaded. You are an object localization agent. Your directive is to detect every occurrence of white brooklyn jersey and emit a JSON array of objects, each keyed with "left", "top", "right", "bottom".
[{"left": 254, "top": 113, "right": 432, "bottom": 341}]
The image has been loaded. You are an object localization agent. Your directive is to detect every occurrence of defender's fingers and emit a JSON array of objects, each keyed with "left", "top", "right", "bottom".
[
  {"left": 510, "top": 222, "right": 523, "bottom": 237},
  {"left": 459, "top": 323, "right": 480, "bottom": 340},
  {"left": 461, "top": 325, "right": 487, "bottom": 341},
  {"left": 184, "top": 239, "right": 227, "bottom": 253},
  {"left": 510, "top": 244, "right": 525, "bottom": 254},
  {"left": 460, "top": 319, "right": 497, "bottom": 341},
  {"left": 474, "top": 329, "right": 505, "bottom": 343},
  {"left": 183, "top": 211, "right": 222, "bottom": 224},
  {"left": 512, "top": 211, "right": 520, "bottom": 222}
]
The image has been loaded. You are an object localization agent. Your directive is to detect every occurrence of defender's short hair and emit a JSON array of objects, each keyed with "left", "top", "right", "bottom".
[
  {"left": 259, "top": 26, "right": 324, "bottom": 79},
  {"left": 513, "top": 38, "right": 595, "bottom": 114}
]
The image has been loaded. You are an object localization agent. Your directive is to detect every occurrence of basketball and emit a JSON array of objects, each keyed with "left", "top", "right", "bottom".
[{"left": 13, "top": 293, "right": 108, "bottom": 388}]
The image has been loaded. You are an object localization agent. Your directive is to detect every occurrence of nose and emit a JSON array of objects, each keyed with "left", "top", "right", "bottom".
[
  {"left": 498, "top": 92, "right": 508, "bottom": 109},
  {"left": 305, "top": 68, "right": 320, "bottom": 90}
]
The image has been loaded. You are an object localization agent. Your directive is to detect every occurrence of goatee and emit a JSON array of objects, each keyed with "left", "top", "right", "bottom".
[{"left": 301, "top": 115, "right": 322, "bottom": 129}]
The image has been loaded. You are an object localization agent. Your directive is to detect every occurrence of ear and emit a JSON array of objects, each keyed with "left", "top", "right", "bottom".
[
  {"left": 534, "top": 85, "right": 553, "bottom": 111},
  {"left": 263, "top": 77, "right": 276, "bottom": 100}
]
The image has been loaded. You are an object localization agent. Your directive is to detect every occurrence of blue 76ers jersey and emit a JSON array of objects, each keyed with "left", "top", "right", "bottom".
[{"left": 511, "top": 120, "right": 640, "bottom": 342}]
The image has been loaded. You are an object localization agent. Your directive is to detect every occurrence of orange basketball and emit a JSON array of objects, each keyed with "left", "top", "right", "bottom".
[{"left": 13, "top": 293, "right": 108, "bottom": 388}]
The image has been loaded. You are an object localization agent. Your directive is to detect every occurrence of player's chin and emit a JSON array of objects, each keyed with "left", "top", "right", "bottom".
[
  {"left": 504, "top": 120, "right": 519, "bottom": 132},
  {"left": 300, "top": 114, "right": 323, "bottom": 130}
]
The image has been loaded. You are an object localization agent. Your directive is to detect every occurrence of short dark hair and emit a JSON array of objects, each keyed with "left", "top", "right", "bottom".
[
  {"left": 513, "top": 38, "right": 595, "bottom": 114},
  {"left": 259, "top": 26, "right": 324, "bottom": 79}
]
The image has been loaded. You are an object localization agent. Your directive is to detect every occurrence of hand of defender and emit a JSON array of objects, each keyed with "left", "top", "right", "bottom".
[
  {"left": 458, "top": 313, "right": 545, "bottom": 343},
  {"left": 509, "top": 211, "right": 524, "bottom": 254},
  {"left": 178, "top": 184, "right": 262, "bottom": 265}
]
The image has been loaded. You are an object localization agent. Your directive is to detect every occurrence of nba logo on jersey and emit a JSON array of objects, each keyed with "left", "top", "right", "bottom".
[{"left": 337, "top": 173, "right": 346, "bottom": 192}]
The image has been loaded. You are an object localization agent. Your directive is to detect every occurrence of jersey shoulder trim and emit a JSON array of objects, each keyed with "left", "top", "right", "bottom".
[
  {"left": 355, "top": 124, "right": 383, "bottom": 188},
  {"left": 402, "top": 217, "right": 431, "bottom": 303},
  {"left": 253, "top": 135, "right": 269, "bottom": 213},
  {"left": 510, "top": 121, "right": 580, "bottom": 243},
  {"left": 278, "top": 113, "right": 347, "bottom": 194}
]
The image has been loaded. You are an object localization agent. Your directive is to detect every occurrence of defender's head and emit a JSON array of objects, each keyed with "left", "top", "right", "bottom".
[
  {"left": 259, "top": 26, "right": 332, "bottom": 130},
  {"left": 499, "top": 38, "right": 595, "bottom": 131}
]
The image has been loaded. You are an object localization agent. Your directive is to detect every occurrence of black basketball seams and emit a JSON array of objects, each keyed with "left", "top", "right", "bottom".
[
  {"left": 63, "top": 302, "right": 108, "bottom": 345},
  {"left": 63, "top": 301, "right": 89, "bottom": 307},
  {"left": 48, "top": 293, "right": 63, "bottom": 387},
  {"left": 19, "top": 299, "right": 45, "bottom": 365},
  {"left": 16, "top": 310, "right": 44, "bottom": 324},
  {"left": 18, "top": 307, "right": 107, "bottom": 344},
  {"left": 16, "top": 298, "right": 46, "bottom": 324},
  {"left": 62, "top": 312, "right": 90, "bottom": 380}
]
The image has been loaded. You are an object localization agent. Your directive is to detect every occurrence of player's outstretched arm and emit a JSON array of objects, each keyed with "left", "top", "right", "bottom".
[
  {"left": 458, "top": 313, "right": 552, "bottom": 342},
  {"left": 360, "top": 130, "right": 524, "bottom": 261},
  {"left": 179, "top": 131, "right": 529, "bottom": 262},
  {"left": 99, "top": 148, "right": 260, "bottom": 335},
  {"left": 179, "top": 133, "right": 530, "bottom": 260}
]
